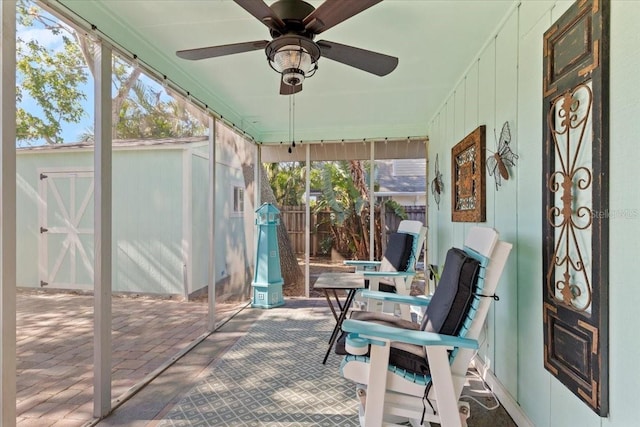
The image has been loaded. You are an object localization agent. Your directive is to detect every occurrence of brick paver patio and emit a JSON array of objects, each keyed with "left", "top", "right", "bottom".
[{"left": 15, "top": 289, "right": 245, "bottom": 427}]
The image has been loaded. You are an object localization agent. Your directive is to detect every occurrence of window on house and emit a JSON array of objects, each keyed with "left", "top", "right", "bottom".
[
  {"left": 233, "top": 186, "right": 244, "bottom": 214},
  {"left": 392, "top": 159, "right": 426, "bottom": 176}
]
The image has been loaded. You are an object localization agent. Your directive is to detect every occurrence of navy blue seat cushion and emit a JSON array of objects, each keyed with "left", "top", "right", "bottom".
[
  {"left": 337, "top": 247, "right": 481, "bottom": 376},
  {"left": 367, "top": 232, "right": 414, "bottom": 293},
  {"left": 420, "top": 247, "right": 480, "bottom": 336},
  {"left": 380, "top": 232, "right": 414, "bottom": 272}
]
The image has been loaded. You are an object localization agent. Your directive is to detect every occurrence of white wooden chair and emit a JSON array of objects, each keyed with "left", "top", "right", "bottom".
[
  {"left": 344, "top": 220, "right": 427, "bottom": 320},
  {"left": 339, "top": 226, "right": 512, "bottom": 427}
]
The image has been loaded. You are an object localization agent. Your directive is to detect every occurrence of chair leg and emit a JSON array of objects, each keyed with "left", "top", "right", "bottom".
[
  {"left": 425, "top": 346, "right": 463, "bottom": 427},
  {"left": 363, "top": 343, "right": 391, "bottom": 427},
  {"left": 364, "top": 278, "right": 383, "bottom": 313}
]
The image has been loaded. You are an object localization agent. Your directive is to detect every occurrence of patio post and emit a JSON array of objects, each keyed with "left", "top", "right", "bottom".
[
  {"left": 305, "top": 143, "right": 310, "bottom": 298},
  {"left": 369, "top": 140, "right": 375, "bottom": 260},
  {"left": 207, "top": 116, "right": 217, "bottom": 331},
  {"left": 0, "top": 1, "right": 17, "bottom": 425},
  {"left": 93, "top": 39, "right": 113, "bottom": 418}
]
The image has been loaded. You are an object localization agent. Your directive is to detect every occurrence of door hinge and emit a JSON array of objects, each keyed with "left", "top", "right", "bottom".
[
  {"left": 40, "top": 280, "right": 48, "bottom": 287},
  {"left": 40, "top": 173, "right": 48, "bottom": 180},
  {"left": 40, "top": 227, "right": 48, "bottom": 233}
]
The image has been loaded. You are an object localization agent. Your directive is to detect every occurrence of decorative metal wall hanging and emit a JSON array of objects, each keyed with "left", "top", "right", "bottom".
[
  {"left": 542, "top": 0, "right": 609, "bottom": 416},
  {"left": 451, "top": 126, "right": 485, "bottom": 222},
  {"left": 487, "top": 121, "right": 518, "bottom": 190},
  {"left": 431, "top": 154, "right": 444, "bottom": 209}
]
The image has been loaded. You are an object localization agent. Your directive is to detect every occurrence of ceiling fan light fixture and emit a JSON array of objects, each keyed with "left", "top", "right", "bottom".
[
  {"left": 176, "top": 0, "right": 398, "bottom": 94},
  {"left": 274, "top": 46, "right": 312, "bottom": 85},
  {"left": 267, "top": 35, "right": 320, "bottom": 86}
]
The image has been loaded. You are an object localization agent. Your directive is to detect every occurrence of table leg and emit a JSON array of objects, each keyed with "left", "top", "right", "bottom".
[
  {"left": 332, "top": 289, "right": 344, "bottom": 312},
  {"left": 323, "top": 290, "right": 339, "bottom": 322},
  {"left": 323, "top": 288, "right": 358, "bottom": 364}
]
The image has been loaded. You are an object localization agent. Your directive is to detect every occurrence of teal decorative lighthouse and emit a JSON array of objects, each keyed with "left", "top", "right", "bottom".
[{"left": 251, "top": 203, "right": 285, "bottom": 308}]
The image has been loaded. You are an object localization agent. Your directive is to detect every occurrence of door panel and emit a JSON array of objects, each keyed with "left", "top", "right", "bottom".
[
  {"left": 542, "top": 0, "right": 609, "bottom": 416},
  {"left": 39, "top": 170, "right": 94, "bottom": 289}
]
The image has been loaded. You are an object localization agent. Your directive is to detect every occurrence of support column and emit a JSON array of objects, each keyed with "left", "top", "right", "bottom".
[
  {"left": 424, "top": 140, "right": 429, "bottom": 268},
  {"left": 255, "top": 145, "right": 261, "bottom": 207},
  {"left": 0, "top": 2, "right": 17, "bottom": 425},
  {"left": 369, "top": 141, "right": 375, "bottom": 260},
  {"left": 93, "top": 40, "right": 113, "bottom": 418},
  {"left": 207, "top": 117, "right": 217, "bottom": 331},
  {"left": 305, "top": 143, "right": 311, "bottom": 298}
]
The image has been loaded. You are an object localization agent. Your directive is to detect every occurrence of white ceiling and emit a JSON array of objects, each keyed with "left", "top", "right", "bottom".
[{"left": 54, "top": 0, "right": 515, "bottom": 143}]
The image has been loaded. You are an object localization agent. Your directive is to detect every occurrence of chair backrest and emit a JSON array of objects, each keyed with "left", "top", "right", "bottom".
[
  {"left": 395, "top": 220, "right": 428, "bottom": 272},
  {"left": 379, "top": 232, "right": 415, "bottom": 273},
  {"left": 448, "top": 227, "right": 512, "bottom": 396},
  {"left": 420, "top": 247, "right": 482, "bottom": 335}
]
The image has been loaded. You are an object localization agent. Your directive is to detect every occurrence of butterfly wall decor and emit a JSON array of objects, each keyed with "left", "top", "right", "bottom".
[
  {"left": 487, "top": 121, "right": 518, "bottom": 190},
  {"left": 431, "top": 153, "right": 444, "bottom": 209}
]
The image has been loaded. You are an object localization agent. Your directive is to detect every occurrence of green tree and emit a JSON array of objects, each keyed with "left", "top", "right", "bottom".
[
  {"left": 265, "top": 162, "right": 307, "bottom": 206},
  {"left": 16, "top": 0, "right": 206, "bottom": 144},
  {"left": 315, "top": 161, "right": 406, "bottom": 260},
  {"left": 16, "top": 1, "right": 88, "bottom": 144}
]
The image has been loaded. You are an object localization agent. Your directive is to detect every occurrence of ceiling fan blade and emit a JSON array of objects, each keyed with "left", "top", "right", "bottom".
[
  {"left": 303, "top": 0, "right": 382, "bottom": 34},
  {"left": 234, "top": 0, "right": 285, "bottom": 32},
  {"left": 280, "top": 78, "right": 302, "bottom": 95},
  {"left": 176, "top": 40, "right": 269, "bottom": 60},
  {"left": 317, "top": 40, "right": 398, "bottom": 76}
]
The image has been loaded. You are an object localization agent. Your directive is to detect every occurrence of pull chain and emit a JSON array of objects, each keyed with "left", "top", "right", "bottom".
[{"left": 288, "top": 93, "right": 296, "bottom": 153}]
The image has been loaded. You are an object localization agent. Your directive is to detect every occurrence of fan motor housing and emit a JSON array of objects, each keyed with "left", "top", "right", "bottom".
[{"left": 269, "top": 0, "right": 316, "bottom": 38}]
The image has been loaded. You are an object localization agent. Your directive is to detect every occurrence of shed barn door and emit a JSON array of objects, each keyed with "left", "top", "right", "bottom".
[{"left": 39, "top": 170, "right": 94, "bottom": 289}]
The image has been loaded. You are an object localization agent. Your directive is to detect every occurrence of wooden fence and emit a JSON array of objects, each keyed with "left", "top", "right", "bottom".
[
  {"left": 280, "top": 205, "right": 426, "bottom": 255},
  {"left": 382, "top": 205, "right": 426, "bottom": 237},
  {"left": 279, "top": 206, "right": 332, "bottom": 256}
]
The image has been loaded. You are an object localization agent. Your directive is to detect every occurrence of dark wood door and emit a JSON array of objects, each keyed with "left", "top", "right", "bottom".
[{"left": 542, "top": 0, "right": 609, "bottom": 416}]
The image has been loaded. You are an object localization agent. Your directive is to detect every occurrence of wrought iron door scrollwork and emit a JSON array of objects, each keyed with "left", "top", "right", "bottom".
[{"left": 546, "top": 83, "right": 593, "bottom": 312}]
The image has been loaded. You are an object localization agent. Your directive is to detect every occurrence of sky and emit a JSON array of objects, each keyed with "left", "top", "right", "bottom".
[
  {"left": 17, "top": 0, "right": 202, "bottom": 148},
  {"left": 16, "top": 2, "right": 171, "bottom": 147},
  {"left": 17, "top": 7, "right": 94, "bottom": 146}
]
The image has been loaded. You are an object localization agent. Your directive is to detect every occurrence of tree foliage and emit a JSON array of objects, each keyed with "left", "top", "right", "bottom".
[
  {"left": 16, "top": 1, "right": 88, "bottom": 144},
  {"left": 265, "top": 162, "right": 307, "bottom": 206},
  {"left": 317, "top": 160, "right": 411, "bottom": 260},
  {"left": 315, "top": 161, "right": 375, "bottom": 259},
  {"left": 267, "top": 160, "right": 408, "bottom": 260},
  {"left": 16, "top": 0, "right": 206, "bottom": 145}
]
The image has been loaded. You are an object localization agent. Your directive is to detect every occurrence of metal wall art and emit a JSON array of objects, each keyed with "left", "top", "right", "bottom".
[
  {"left": 451, "top": 126, "right": 485, "bottom": 222},
  {"left": 431, "top": 154, "right": 444, "bottom": 209},
  {"left": 487, "top": 121, "right": 518, "bottom": 190},
  {"left": 542, "top": 0, "right": 609, "bottom": 416}
]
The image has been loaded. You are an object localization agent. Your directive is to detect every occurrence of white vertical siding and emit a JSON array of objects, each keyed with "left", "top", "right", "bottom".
[{"left": 427, "top": 1, "right": 640, "bottom": 426}]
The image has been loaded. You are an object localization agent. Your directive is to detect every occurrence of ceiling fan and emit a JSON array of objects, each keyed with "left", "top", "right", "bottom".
[{"left": 176, "top": 0, "right": 398, "bottom": 95}]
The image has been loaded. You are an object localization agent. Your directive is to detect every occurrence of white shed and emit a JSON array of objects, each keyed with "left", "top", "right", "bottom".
[{"left": 16, "top": 130, "right": 255, "bottom": 301}]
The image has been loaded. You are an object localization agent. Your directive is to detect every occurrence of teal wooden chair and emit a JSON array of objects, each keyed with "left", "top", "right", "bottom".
[{"left": 339, "top": 226, "right": 512, "bottom": 427}]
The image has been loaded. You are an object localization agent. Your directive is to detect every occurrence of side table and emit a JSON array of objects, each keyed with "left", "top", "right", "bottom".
[{"left": 313, "top": 272, "right": 365, "bottom": 364}]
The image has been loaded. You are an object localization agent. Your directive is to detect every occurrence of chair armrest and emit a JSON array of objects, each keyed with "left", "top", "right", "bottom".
[
  {"left": 359, "top": 290, "right": 432, "bottom": 306},
  {"left": 344, "top": 260, "right": 381, "bottom": 270},
  {"left": 342, "top": 319, "right": 479, "bottom": 350},
  {"left": 361, "top": 270, "right": 415, "bottom": 278}
]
